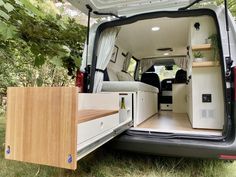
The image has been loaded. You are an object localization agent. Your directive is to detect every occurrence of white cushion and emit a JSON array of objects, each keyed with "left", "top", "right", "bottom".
[
  {"left": 107, "top": 69, "right": 118, "bottom": 81},
  {"left": 117, "top": 72, "right": 134, "bottom": 81},
  {"left": 102, "top": 81, "right": 159, "bottom": 93}
]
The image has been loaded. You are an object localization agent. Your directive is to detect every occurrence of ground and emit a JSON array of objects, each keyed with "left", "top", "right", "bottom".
[{"left": 1, "top": 115, "right": 236, "bottom": 177}]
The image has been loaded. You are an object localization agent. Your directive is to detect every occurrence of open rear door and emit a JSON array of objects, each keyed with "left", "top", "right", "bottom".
[
  {"left": 68, "top": 0, "right": 197, "bottom": 17},
  {"left": 5, "top": 87, "right": 133, "bottom": 170}
]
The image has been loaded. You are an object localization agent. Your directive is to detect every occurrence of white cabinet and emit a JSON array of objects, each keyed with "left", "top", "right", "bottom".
[
  {"left": 188, "top": 66, "right": 224, "bottom": 129},
  {"left": 173, "top": 84, "right": 187, "bottom": 113}
]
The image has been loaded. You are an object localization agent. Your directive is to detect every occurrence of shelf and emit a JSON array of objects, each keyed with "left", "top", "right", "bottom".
[
  {"left": 78, "top": 109, "right": 119, "bottom": 123},
  {"left": 192, "top": 44, "right": 212, "bottom": 51},
  {"left": 192, "top": 61, "right": 220, "bottom": 68}
]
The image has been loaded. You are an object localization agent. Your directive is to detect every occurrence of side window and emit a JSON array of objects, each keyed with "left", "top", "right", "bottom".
[{"left": 127, "top": 58, "right": 137, "bottom": 77}]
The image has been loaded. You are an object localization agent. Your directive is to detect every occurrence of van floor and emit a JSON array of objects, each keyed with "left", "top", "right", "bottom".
[{"left": 136, "top": 111, "right": 222, "bottom": 136}]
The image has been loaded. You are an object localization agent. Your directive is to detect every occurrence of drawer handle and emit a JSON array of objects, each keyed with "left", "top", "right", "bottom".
[{"left": 100, "top": 121, "right": 104, "bottom": 129}]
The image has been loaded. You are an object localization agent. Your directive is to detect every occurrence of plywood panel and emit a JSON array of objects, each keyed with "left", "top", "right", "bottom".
[
  {"left": 5, "top": 87, "right": 78, "bottom": 170},
  {"left": 137, "top": 111, "right": 222, "bottom": 136},
  {"left": 77, "top": 110, "right": 118, "bottom": 123},
  {"left": 192, "top": 61, "right": 220, "bottom": 67}
]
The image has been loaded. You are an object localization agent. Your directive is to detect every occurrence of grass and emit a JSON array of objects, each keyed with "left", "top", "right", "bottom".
[{"left": 1, "top": 114, "right": 236, "bottom": 177}]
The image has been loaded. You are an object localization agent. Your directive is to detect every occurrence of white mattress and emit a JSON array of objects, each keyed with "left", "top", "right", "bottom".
[{"left": 102, "top": 81, "right": 159, "bottom": 93}]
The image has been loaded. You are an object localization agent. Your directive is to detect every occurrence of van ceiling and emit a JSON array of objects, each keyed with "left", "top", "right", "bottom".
[{"left": 116, "top": 17, "right": 192, "bottom": 59}]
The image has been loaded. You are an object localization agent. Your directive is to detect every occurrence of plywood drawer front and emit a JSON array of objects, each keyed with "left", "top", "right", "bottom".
[{"left": 77, "top": 113, "right": 119, "bottom": 144}]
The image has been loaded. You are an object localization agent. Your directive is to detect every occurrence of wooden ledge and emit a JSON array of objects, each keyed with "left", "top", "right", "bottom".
[
  {"left": 78, "top": 109, "right": 119, "bottom": 123},
  {"left": 192, "top": 44, "right": 212, "bottom": 51},
  {"left": 192, "top": 61, "right": 220, "bottom": 67}
]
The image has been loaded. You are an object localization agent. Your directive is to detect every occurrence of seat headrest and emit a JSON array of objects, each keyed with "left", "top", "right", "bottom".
[
  {"left": 175, "top": 69, "right": 187, "bottom": 83},
  {"left": 146, "top": 66, "right": 155, "bottom": 72}
]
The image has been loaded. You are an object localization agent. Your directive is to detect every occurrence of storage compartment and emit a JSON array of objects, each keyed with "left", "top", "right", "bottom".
[
  {"left": 5, "top": 87, "right": 132, "bottom": 170},
  {"left": 119, "top": 93, "right": 133, "bottom": 123},
  {"left": 189, "top": 66, "right": 224, "bottom": 129}
]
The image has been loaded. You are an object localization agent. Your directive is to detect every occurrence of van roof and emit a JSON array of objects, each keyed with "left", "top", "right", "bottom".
[{"left": 68, "top": 0, "right": 208, "bottom": 17}]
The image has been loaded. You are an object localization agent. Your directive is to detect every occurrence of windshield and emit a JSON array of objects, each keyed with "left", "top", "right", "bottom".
[{"left": 155, "top": 65, "right": 180, "bottom": 81}]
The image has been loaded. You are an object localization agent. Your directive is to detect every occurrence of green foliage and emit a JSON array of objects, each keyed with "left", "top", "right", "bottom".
[
  {"left": 208, "top": 34, "right": 219, "bottom": 61},
  {"left": 0, "top": 0, "right": 86, "bottom": 96},
  {"left": 216, "top": 0, "right": 236, "bottom": 16},
  {"left": 193, "top": 51, "right": 204, "bottom": 59}
]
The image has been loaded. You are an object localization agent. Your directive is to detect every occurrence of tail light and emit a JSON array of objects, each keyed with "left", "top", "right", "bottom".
[
  {"left": 219, "top": 154, "right": 236, "bottom": 160},
  {"left": 76, "top": 70, "right": 84, "bottom": 93}
]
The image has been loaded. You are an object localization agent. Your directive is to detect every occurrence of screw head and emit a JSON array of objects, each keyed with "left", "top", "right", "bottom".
[
  {"left": 6, "top": 146, "right": 10, "bottom": 154},
  {"left": 67, "top": 154, "right": 72, "bottom": 164}
]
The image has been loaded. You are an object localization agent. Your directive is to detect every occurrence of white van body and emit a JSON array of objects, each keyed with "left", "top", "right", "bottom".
[{"left": 5, "top": 0, "right": 236, "bottom": 171}]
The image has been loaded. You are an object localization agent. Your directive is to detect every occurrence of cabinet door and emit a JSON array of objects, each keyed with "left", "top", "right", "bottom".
[{"left": 5, "top": 87, "right": 78, "bottom": 170}]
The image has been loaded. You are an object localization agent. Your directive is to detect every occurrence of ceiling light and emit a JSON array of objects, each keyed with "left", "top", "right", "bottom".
[
  {"left": 164, "top": 53, "right": 169, "bottom": 56},
  {"left": 152, "top": 27, "right": 160, "bottom": 31}
]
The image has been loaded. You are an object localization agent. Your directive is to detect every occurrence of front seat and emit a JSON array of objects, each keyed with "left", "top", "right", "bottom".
[
  {"left": 141, "top": 66, "right": 160, "bottom": 90},
  {"left": 174, "top": 69, "right": 187, "bottom": 83},
  {"left": 141, "top": 66, "right": 161, "bottom": 109}
]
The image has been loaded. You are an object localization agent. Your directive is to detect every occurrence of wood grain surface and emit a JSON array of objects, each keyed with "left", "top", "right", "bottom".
[
  {"left": 78, "top": 110, "right": 119, "bottom": 123},
  {"left": 5, "top": 87, "right": 78, "bottom": 170}
]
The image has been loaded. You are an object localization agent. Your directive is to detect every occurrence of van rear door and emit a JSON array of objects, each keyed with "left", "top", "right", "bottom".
[{"left": 68, "top": 0, "right": 198, "bottom": 17}]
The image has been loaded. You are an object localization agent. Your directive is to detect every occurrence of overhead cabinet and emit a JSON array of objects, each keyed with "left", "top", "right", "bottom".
[{"left": 5, "top": 87, "right": 132, "bottom": 170}]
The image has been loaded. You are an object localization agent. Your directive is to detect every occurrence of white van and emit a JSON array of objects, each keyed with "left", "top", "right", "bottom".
[{"left": 5, "top": 0, "right": 236, "bottom": 170}]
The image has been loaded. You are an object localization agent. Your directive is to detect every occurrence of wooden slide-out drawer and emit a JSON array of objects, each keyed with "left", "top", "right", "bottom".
[
  {"left": 5, "top": 87, "right": 132, "bottom": 170},
  {"left": 77, "top": 113, "right": 119, "bottom": 145}
]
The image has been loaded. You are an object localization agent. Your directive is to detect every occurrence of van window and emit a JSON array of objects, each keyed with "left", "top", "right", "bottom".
[
  {"left": 127, "top": 58, "right": 137, "bottom": 77},
  {"left": 155, "top": 65, "right": 180, "bottom": 81}
]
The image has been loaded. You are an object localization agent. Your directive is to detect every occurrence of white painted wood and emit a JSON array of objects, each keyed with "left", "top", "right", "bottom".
[
  {"left": 77, "top": 119, "right": 131, "bottom": 160},
  {"left": 77, "top": 113, "right": 119, "bottom": 145},
  {"left": 136, "top": 91, "right": 158, "bottom": 126},
  {"left": 78, "top": 93, "right": 119, "bottom": 110},
  {"left": 189, "top": 66, "right": 224, "bottom": 129},
  {"left": 186, "top": 79, "right": 193, "bottom": 124},
  {"left": 173, "top": 84, "right": 187, "bottom": 113},
  {"left": 119, "top": 93, "right": 133, "bottom": 123},
  {"left": 160, "top": 104, "right": 172, "bottom": 111}
]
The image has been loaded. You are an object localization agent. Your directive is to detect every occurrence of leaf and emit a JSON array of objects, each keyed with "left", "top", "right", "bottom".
[
  {"left": 34, "top": 55, "right": 45, "bottom": 67},
  {"left": 0, "top": 21, "right": 17, "bottom": 40},
  {"left": 73, "top": 56, "right": 81, "bottom": 68},
  {"left": 0, "top": 9, "right": 10, "bottom": 20},
  {"left": 50, "top": 56, "right": 63, "bottom": 67},
  {"left": 4, "top": 3, "right": 14, "bottom": 12},
  {"left": 14, "top": 0, "right": 23, "bottom": 6},
  {"left": 0, "top": 0, "right": 5, "bottom": 6},
  {"left": 19, "top": 0, "right": 45, "bottom": 18},
  {"left": 36, "top": 77, "right": 43, "bottom": 86}
]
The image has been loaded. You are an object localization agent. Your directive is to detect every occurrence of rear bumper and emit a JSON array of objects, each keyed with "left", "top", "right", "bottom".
[{"left": 110, "top": 133, "right": 236, "bottom": 159}]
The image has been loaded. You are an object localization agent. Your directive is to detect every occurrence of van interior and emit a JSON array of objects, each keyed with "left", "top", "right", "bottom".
[{"left": 101, "top": 15, "right": 224, "bottom": 136}]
